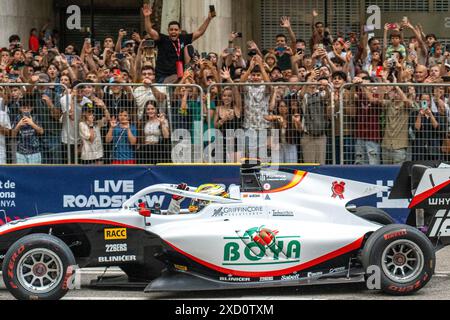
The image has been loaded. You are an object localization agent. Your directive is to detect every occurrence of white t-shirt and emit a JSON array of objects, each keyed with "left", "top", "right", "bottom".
[
  {"left": 60, "top": 94, "right": 82, "bottom": 145},
  {"left": 79, "top": 121, "right": 105, "bottom": 161},
  {"left": 0, "top": 102, "right": 11, "bottom": 164},
  {"left": 133, "top": 86, "right": 167, "bottom": 121}
]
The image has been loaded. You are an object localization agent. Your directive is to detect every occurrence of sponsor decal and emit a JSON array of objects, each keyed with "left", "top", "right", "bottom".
[
  {"left": 307, "top": 271, "right": 323, "bottom": 278},
  {"left": 332, "top": 181, "right": 346, "bottom": 199},
  {"left": 428, "top": 198, "right": 450, "bottom": 206},
  {"left": 243, "top": 194, "right": 261, "bottom": 199},
  {"left": 281, "top": 273, "right": 301, "bottom": 281},
  {"left": 383, "top": 229, "right": 407, "bottom": 241},
  {"left": 329, "top": 267, "right": 346, "bottom": 274},
  {"left": 219, "top": 276, "right": 251, "bottom": 282},
  {"left": 223, "top": 226, "right": 301, "bottom": 265},
  {"left": 212, "top": 206, "right": 264, "bottom": 217},
  {"left": 98, "top": 255, "right": 136, "bottom": 263},
  {"left": 7, "top": 245, "right": 25, "bottom": 279},
  {"left": 271, "top": 210, "right": 294, "bottom": 217},
  {"left": 265, "top": 195, "right": 271, "bottom": 201},
  {"left": 104, "top": 228, "right": 127, "bottom": 240},
  {"left": 387, "top": 273, "right": 429, "bottom": 293},
  {"left": 105, "top": 244, "right": 128, "bottom": 253},
  {"left": 263, "top": 183, "right": 271, "bottom": 191},
  {"left": 174, "top": 264, "right": 188, "bottom": 272},
  {"left": 259, "top": 276, "right": 273, "bottom": 282},
  {"left": 260, "top": 172, "right": 289, "bottom": 182}
]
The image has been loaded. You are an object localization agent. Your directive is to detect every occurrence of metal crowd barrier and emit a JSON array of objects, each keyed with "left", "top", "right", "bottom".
[
  {"left": 206, "top": 82, "right": 335, "bottom": 164},
  {"left": 0, "top": 83, "right": 70, "bottom": 165},
  {"left": 72, "top": 83, "right": 204, "bottom": 165},
  {"left": 339, "top": 83, "right": 450, "bottom": 165},
  {"left": 3, "top": 81, "right": 449, "bottom": 167}
]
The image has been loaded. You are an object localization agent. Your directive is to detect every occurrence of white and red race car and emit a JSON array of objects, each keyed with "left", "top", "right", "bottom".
[{"left": 0, "top": 161, "right": 447, "bottom": 300}]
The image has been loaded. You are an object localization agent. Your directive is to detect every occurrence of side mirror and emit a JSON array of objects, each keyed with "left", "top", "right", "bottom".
[{"left": 138, "top": 202, "right": 151, "bottom": 218}]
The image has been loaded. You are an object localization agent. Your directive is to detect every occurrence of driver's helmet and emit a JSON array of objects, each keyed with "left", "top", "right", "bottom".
[{"left": 189, "top": 184, "right": 229, "bottom": 213}]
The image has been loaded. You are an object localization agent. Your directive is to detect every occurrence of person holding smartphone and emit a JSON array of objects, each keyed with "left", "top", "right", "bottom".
[
  {"left": 139, "top": 101, "right": 170, "bottom": 164},
  {"left": 106, "top": 109, "right": 138, "bottom": 165},
  {"left": 412, "top": 94, "right": 447, "bottom": 161},
  {"left": 142, "top": 3, "right": 216, "bottom": 83},
  {"left": 11, "top": 95, "right": 44, "bottom": 164}
]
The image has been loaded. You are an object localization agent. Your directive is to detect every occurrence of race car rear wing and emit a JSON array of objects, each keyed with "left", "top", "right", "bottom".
[
  {"left": 389, "top": 162, "right": 450, "bottom": 248},
  {"left": 389, "top": 162, "right": 450, "bottom": 209}
]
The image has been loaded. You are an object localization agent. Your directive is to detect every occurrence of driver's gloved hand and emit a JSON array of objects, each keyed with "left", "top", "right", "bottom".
[{"left": 172, "top": 183, "right": 189, "bottom": 201}]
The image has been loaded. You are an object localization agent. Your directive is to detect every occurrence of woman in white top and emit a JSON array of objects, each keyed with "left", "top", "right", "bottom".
[
  {"left": 139, "top": 101, "right": 170, "bottom": 164},
  {"left": 79, "top": 106, "right": 111, "bottom": 165}
]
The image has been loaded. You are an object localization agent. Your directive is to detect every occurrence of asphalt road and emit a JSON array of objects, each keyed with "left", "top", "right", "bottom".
[{"left": 1, "top": 247, "right": 449, "bottom": 301}]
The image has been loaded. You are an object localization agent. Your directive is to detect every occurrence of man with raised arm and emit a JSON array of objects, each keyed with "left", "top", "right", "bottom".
[{"left": 142, "top": 3, "right": 216, "bottom": 83}]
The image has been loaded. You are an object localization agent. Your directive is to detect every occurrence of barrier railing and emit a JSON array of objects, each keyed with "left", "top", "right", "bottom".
[
  {"left": 3, "top": 81, "right": 449, "bottom": 166},
  {"left": 0, "top": 83, "right": 70, "bottom": 165},
  {"left": 206, "top": 82, "right": 336, "bottom": 164},
  {"left": 339, "top": 83, "right": 450, "bottom": 165},
  {"left": 71, "top": 83, "right": 204, "bottom": 165}
]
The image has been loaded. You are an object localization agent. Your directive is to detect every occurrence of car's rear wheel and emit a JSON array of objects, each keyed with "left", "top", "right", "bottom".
[
  {"left": 2, "top": 234, "right": 76, "bottom": 300},
  {"left": 355, "top": 206, "right": 395, "bottom": 225},
  {"left": 361, "top": 224, "right": 435, "bottom": 295}
]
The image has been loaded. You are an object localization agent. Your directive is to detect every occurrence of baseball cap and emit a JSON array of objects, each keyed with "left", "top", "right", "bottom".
[{"left": 38, "top": 73, "right": 50, "bottom": 83}]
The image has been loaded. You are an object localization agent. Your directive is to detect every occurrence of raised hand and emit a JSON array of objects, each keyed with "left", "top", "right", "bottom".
[
  {"left": 158, "top": 113, "right": 167, "bottom": 124},
  {"left": 220, "top": 67, "right": 231, "bottom": 81},
  {"left": 247, "top": 41, "right": 258, "bottom": 51},
  {"left": 142, "top": 3, "right": 152, "bottom": 17},
  {"left": 122, "top": 121, "right": 130, "bottom": 130},
  {"left": 312, "top": 9, "right": 319, "bottom": 17},
  {"left": 42, "top": 95, "right": 52, "bottom": 105},
  {"left": 119, "top": 29, "right": 127, "bottom": 37},
  {"left": 229, "top": 32, "right": 239, "bottom": 42},
  {"left": 345, "top": 51, "right": 353, "bottom": 63},
  {"left": 110, "top": 117, "right": 118, "bottom": 128},
  {"left": 280, "top": 16, "right": 291, "bottom": 29}
]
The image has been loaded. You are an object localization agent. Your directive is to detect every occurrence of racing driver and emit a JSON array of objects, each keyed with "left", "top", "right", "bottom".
[{"left": 166, "top": 183, "right": 229, "bottom": 215}]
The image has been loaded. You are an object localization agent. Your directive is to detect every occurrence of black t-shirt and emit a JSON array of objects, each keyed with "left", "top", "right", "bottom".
[{"left": 155, "top": 33, "right": 193, "bottom": 79}]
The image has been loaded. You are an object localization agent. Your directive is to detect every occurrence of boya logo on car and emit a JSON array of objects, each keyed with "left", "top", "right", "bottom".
[
  {"left": 104, "top": 228, "right": 127, "bottom": 240},
  {"left": 223, "top": 226, "right": 301, "bottom": 265}
]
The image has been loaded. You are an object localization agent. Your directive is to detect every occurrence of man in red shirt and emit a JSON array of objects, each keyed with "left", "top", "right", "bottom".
[{"left": 29, "top": 29, "right": 40, "bottom": 54}]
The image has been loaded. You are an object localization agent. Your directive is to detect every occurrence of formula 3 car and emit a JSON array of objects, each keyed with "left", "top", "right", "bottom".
[{"left": 0, "top": 161, "right": 448, "bottom": 300}]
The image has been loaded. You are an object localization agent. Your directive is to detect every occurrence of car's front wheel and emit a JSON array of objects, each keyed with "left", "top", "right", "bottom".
[
  {"left": 361, "top": 224, "right": 435, "bottom": 295},
  {"left": 2, "top": 234, "right": 76, "bottom": 300}
]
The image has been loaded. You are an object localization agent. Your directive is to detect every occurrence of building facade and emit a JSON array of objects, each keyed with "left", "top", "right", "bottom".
[{"left": 1, "top": 0, "right": 449, "bottom": 53}]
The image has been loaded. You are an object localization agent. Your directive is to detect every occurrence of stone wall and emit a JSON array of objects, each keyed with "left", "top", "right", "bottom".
[{"left": 0, "top": 0, "right": 54, "bottom": 48}]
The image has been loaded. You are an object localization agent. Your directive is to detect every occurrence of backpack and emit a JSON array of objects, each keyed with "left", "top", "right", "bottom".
[{"left": 302, "top": 92, "right": 328, "bottom": 137}]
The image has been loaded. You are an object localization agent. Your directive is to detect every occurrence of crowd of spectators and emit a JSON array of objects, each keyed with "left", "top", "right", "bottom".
[{"left": 0, "top": 6, "right": 450, "bottom": 165}]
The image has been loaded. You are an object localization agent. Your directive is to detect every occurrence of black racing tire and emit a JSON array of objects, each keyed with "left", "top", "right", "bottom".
[
  {"left": 354, "top": 206, "right": 395, "bottom": 225},
  {"left": 361, "top": 224, "right": 435, "bottom": 295},
  {"left": 2, "top": 234, "right": 76, "bottom": 300},
  {"left": 120, "top": 264, "right": 161, "bottom": 282}
]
